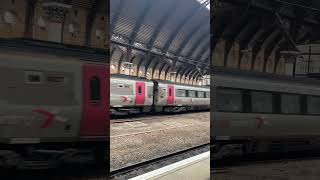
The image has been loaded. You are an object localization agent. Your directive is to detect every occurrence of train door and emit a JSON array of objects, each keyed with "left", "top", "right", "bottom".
[
  {"left": 135, "top": 82, "right": 146, "bottom": 105},
  {"left": 80, "top": 64, "right": 109, "bottom": 136},
  {"left": 167, "top": 85, "right": 174, "bottom": 105},
  {"left": 153, "top": 81, "right": 159, "bottom": 105}
]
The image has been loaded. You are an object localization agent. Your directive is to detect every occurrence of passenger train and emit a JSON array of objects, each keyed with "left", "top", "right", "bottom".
[
  {"left": 110, "top": 74, "right": 210, "bottom": 115},
  {"left": 0, "top": 38, "right": 109, "bottom": 169},
  {"left": 212, "top": 67, "right": 320, "bottom": 158}
]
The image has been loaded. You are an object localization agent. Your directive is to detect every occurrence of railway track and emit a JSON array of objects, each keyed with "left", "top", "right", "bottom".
[{"left": 110, "top": 143, "right": 210, "bottom": 180}]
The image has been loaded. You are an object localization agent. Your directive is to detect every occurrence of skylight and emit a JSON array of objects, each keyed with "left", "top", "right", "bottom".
[{"left": 196, "top": 0, "right": 210, "bottom": 10}]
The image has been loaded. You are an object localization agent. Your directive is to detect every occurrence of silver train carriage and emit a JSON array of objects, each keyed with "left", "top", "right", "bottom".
[
  {"left": 0, "top": 39, "right": 109, "bottom": 169},
  {"left": 110, "top": 75, "right": 210, "bottom": 115},
  {"left": 212, "top": 67, "right": 320, "bottom": 156}
]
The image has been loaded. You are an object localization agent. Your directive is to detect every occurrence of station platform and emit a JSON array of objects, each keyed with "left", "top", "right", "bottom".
[{"left": 129, "top": 151, "right": 210, "bottom": 180}]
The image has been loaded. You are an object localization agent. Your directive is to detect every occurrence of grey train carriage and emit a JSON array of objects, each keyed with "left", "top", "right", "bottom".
[
  {"left": 0, "top": 38, "right": 109, "bottom": 169},
  {"left": 212, "top": 67, "right": 320, "bottom": 157},
  {"left": 110, "top": 74, "right": 210, "bottom": 115}
]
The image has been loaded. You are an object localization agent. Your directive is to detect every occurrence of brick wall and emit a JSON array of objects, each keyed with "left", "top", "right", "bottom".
[
  {"left": 0, "top": 0, "right": 109, "bottom": 50},
  {"left": 0, "top": 0, "right": 27, "bottom": 38}
]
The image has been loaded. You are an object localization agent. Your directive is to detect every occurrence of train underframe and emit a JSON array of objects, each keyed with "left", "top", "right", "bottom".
[
  {"left": 0, "top": 140, "right": 108, "bottom": 169},
  {"left": 212, "top": 137, "right": 320, "bottom": 159},
  {"left": 111, "top": 105, "right": 210, "bottom": 115}
]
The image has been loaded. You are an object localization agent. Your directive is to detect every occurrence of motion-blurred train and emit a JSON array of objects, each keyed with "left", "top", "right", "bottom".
[
  {"left": 110, "top": 74, "right": 210, "bottom": 115},
  {"left": 0, "top": 38, "right": 109, "bottom": 169},
  {"left": 212, "top": 67, "right": 320, "bottom": 158}
]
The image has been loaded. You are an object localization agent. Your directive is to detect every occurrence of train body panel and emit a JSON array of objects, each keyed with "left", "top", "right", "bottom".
[
  {"left": 110, "top": 75, "right": 154, "bottom": 107},
  {"left": 110, "top": 75, "right": 210, "bottom": 114},
  {"left": 174, "top": 84, "right": 210, "bottom": 107},
  {"left": 212, "top": 67, "right": 320, "bottom": 155},
  {"left": 0, "top": 39, "right": 109, "bottom": 168},
  {"left": 110, "top": 77, "right": 137, "bottom": 107},
  {"left": 110, "top": 75, "right": 154, "bottom": 114},
  {"left": 214, "top": 113, "right": 320, "bottom": 138},
  {"left": 0, "top": 52, "right": 83, "bottom": 141}
]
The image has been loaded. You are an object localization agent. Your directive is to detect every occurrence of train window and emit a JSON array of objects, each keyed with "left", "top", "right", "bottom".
[
  {"left": 90, "top": 76, "right": 101, "bottom": 103},
  {"left": 188, "top": 91, "right": 196, "bottom": 98},
  {"left": 198, "top": 91, "right": 205, "bottom": 98},
  {"left": 251, "top": 91, "right": 273, "bottom": 113},
  {"left": 307, "top": 96, "right": 320, "bottom": 115},
  {"left": 24, "top": 71, "right": 43, "bottom": 84},
  {"left": 29, "top": 75, "right": 40, "bottom": 82},
  {"left": 138, "top": 86, "right": 142, "bottom": 94},
  {"left": 281, "top": 94, "right": 300, "bottom": 114},
  {"left": 169, "top": 88, "right": 172, "bottom": 96},
  {"left": 176, "top": 89, "right": 186, "bottom": 97},
  {"left": 216, "top": 88, "right": 242, "bottom": 112}
]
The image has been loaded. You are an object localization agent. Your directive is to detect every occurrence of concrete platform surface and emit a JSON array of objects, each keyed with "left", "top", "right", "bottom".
[{"left": 129, "top": 151, "right": 210, "bottom": 180}]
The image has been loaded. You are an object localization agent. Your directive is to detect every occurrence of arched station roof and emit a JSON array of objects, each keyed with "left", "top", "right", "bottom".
[
  {"left": 212, "top": 0, "right": 320, "bottom": 75},
  {"left": 110, "top": 0, "right": 210, "bottom": 83}
]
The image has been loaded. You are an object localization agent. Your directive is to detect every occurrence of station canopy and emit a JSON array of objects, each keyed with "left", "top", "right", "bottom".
[{"left": 110, "top": 0, "right": 210, "bottom": 77}]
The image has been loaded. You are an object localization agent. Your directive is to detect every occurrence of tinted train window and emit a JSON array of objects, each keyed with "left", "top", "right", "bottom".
[
  {"left": 198, "top": 91, "right": 205, "bottom": 98},
  {"left": 307, "top": 96, "right": 320, "bottom": 115},
  {"left": 24, "top": 71, "right": 43, "bottom": 84},
  {"left": 90, "top": 76, "right": 101, "bottom": 102},
  {"left": 138, "top": 86, "right": 142, "bottom": 94},
  {"left": 251, "top": 91, "right": 273, "bottom": 113},
  {"left": 188, "top": 90, "right": 196, "bottom": 98},
  {"left": 29, "top": 75, "right": 40, "bottom": 82},
  {"left": 281, "top": 94, "right": 300, "bottom": 114},
  {"left": 216, "top": 88, "right": 242, "bottom": 112},
  {"left": 176, "top": 89, "right": 186, "bottom": 97}
]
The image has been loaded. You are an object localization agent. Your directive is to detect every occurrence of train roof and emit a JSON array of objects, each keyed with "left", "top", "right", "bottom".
[
  {"left": 0, "top": 38, "right": 109, "bottom": 62},
  {"left": 111, "top": 74, "right": 209, "bottom": 89},
  {"left": 212, "top": 66, "right": 320, "bottom": 85},
  {"left": 111, "top": 74, "right": 153, "bottom": 82},
  {"left": 155, "top": 79, "right": 210, "bottom": 89}
]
